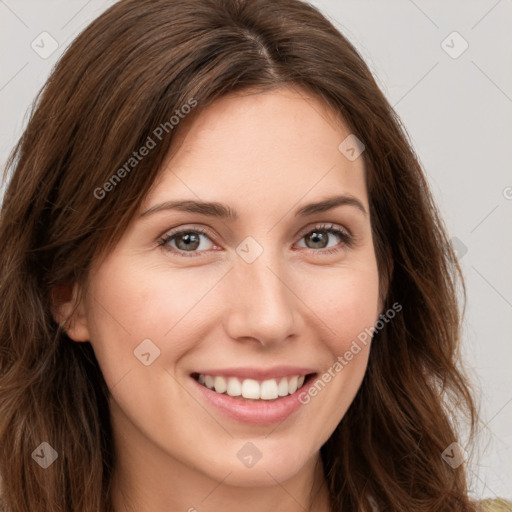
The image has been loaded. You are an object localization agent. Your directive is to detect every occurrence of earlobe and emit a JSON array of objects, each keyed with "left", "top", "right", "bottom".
[{"left": 50, "top": 282, "right": 90, "bottom": 342}]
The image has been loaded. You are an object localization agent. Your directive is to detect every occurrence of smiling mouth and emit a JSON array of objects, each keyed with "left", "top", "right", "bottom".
[{"left": 191, "top": 372, "right": 316, "bottom": 401}]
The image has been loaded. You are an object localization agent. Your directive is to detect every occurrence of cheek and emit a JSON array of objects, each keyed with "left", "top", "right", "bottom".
[
  {"left": 84, "top": 260, "right": 225, "bottom": 383},
  {"left": 297, "top": 260, "right": 380, "bottom": 352},
  {"left": 290, "top": 264, "right": 380, "bottom": 449}
]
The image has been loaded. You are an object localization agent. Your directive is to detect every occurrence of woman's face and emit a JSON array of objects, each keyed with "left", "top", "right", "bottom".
[{"left": 67, "top": 87, "right": 381, "bottom": 491}]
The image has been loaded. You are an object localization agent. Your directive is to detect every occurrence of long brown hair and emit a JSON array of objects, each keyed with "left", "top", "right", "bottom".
[{"left": 0, "top": 0, "right": 479, "bottom": 510}]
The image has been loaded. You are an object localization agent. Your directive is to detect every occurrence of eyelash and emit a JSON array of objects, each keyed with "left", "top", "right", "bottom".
[{"left": 157, "top": 223, "right": 354, "bottom": 258}]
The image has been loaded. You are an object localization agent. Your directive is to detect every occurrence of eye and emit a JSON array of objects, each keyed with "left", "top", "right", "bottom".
[
  {"left": 296, "top": 223, "right": 354, "bottom": 256},
  {"left": 158, "top": 223, "right": 353, "bottom": 258},
  {"left": 158, "top": 227, "right": 216, "bottom": 258}
]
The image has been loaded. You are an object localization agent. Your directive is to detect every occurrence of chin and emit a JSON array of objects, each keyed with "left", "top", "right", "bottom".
[{"left": 202, "top": 439, "right": 315, "bottom": 487}]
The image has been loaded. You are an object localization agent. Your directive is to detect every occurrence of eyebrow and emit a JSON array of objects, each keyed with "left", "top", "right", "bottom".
[{"left": 140, "top": 194, "right": 367, "bottom": 219}]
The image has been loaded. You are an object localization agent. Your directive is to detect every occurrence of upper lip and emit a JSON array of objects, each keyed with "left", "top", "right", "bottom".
[{"left": 192, "top": 366, "right": 317, "bottom": 380}]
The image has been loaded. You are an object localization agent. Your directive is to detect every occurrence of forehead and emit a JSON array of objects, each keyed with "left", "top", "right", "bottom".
[{"left": 144, "top": 87, "right": 368, "bottom": 216}]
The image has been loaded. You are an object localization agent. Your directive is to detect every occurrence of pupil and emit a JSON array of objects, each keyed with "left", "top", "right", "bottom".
[{"left": 308, "top": 230, "right": 327, "bottom": 249}]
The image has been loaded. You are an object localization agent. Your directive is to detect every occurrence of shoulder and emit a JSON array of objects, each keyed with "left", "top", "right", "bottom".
[{"left": 477, "top": 498, "right": 512, "bottom": 511}]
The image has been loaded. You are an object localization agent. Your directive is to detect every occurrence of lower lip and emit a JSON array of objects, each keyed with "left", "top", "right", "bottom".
[{"left": 191, "top": 375, "right": 316, "bottom": 426}]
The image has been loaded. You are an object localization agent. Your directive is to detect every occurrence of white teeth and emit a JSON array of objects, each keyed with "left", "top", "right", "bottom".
[
  {"left": 204, "top": 375, "right": 214, "bottom": 389},
  {"left": 196, "top": 374, "right": 308, "bottom": 400},
  {"left": 277, "top": 377, "right": 289, "bottom": 397},
  {"left": 241, "top": 378, "right": 260, "bottom": 399},
  {"left": 213, "top": 376, "right": 227, "bottom": 393},
  {"left": 260, "top": 379, "right": 278, "bottom": 400},
  {"left": 226, "top": 377, "right": 242, "bottom": 397},
  {"left": 288, "top": 376, "right": 298, "bottom": 394}
]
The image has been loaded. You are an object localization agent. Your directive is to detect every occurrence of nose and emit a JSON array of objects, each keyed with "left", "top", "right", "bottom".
[{"left": 223, "top": 247, "right": 299, "bottom": 348}]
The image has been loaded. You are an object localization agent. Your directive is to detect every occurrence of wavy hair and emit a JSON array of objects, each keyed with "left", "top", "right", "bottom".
[{"left": 0, "top": 0, "right": 479, "bottom": 510}]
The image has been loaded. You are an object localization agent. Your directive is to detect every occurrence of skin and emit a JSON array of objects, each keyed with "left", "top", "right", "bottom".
[{"left": 59, "top": 86, "right": 382, "bottom": 512}]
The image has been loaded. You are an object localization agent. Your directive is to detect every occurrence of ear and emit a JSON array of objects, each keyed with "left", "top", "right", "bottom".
[{"left": 50, "top": 282, "right": 90, "bottom": 342}]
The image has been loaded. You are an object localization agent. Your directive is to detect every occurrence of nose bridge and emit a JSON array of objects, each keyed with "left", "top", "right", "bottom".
[{"left": 224, "top": 238, "right": 297, "bottom": 345}]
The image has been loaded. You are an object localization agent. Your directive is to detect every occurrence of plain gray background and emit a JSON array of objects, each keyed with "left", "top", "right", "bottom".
[{"left": 1, "top": 0, "right": 511, "bottom": 502}]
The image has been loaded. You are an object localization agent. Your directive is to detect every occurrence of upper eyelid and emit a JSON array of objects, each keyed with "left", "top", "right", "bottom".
[{"left": 296, "top": 222, "right": 351, "bottom": 238}]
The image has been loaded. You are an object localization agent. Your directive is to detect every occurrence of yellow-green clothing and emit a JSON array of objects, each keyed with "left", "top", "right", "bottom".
[{"left": 478, "top": 498, "right": 512, "bottom": 511}]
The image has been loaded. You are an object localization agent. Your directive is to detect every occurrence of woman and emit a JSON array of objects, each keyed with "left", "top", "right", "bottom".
[{"left": 0, "top": 0, "right": 490, "bottom": 510}]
